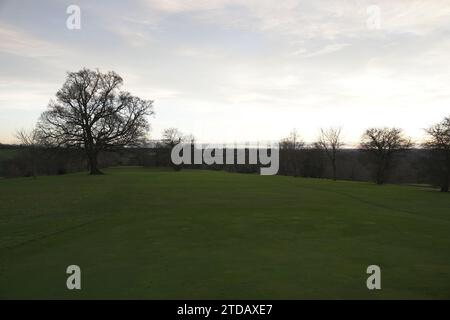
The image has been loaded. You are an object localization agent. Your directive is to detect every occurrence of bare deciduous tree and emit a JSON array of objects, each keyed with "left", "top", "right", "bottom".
[
  {"left": 15, "top": 128, "right": 41, "bottom": 178},
  {"left": 184, "top": 134, "right": 196, "bottom": 145},
  {"left": 36, "top": 68, "right": 154, "bottom": 175},
  {"left": 280, "top": 129, "right": 304, "bottom": 150},
  {"left": 161, "top": 128, "right": 187, "bottom": 171},
  {"left": 360, "top": 127, "right": 412, "bottom": 184},
  {"left": 424, "top": 116, "right": 450, "bottom": 192},
  {"left": 316, "top": 127, "right": 343, "bottom": 180},
  {"left": 279, "top": 129, "right": 304, "bottom": 177},
  {"left": 161, "top": 128, "right": 184, "bottom": 148}
]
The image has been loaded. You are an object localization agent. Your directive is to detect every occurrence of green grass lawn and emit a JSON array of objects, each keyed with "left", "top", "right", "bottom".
[{"left": 1, "top": 167, "right": 449, "bottom": 299}]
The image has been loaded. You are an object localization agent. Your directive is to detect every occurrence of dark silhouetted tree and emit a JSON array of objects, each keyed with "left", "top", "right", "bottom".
[
  {"left": 161, "top": 128, "right": 184, "bottom": 148},
  {"left": 360, "top": 127, "right": 412, "bottom": 184},
  {"left": 37, "top": 68, "right": 153, "bottom": 175},
  {"left": 423, "top": 116, "right": 450, "bottom": 192},
  {"left": 161, "top": 127, "right": 186, "bottom": 171},
  {"left": 279, "top": 129, "right": 304, "bottom": 177},
  {"left": 316, "top": 127, "right": 343, "bottom": 180},
  {"left": 280, "top": 129, "right": 304, "bottom": 150},
  {"left": 15, "top": 128, "right": 41, "bottom": 179}
]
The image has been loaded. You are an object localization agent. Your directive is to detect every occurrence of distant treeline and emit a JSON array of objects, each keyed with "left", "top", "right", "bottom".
[
  {"left": 0, "top": 143, "right": 439, "bottom": 187},
  {"left": 5, "top": 69, "right": 448, "bottom": 191}
]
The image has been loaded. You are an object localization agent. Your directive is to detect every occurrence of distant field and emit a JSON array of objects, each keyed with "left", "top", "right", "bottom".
[{"left": 0, "top": 167, "right": 449, "bottom": 299}]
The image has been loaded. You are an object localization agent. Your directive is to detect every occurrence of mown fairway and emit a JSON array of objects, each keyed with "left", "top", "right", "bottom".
[{"left": 0, "top": 167, "right": 449, "bottom": 299}]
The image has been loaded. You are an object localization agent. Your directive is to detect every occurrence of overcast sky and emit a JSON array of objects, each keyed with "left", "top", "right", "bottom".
[{"left": 1, "top": 0, "right": 450, "bottom": 144}]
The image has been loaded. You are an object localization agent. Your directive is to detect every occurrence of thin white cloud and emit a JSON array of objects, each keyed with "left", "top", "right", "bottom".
[
  {"left": 0, "top": 23, "right": 63, "bottom": 57},
  {"left": 143, "top": 0, "right": 450, "bottom": 42},
  {"left": 291, "top": 43, "right": 350, "bottom": 57}
]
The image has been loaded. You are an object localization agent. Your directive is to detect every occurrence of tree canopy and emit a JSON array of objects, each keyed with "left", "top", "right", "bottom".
[{"left": 37, "top": 68, "right": 154, "bottom": 174}]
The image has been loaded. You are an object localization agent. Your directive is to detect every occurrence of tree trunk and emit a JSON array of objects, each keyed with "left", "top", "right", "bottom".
[
  {"left": 30, "top": 148, "right": 37, "bottom": 179},
  {"left": 441, "top": 174, "right": 449, "bottom": 192},
  {"left": 376, "top": 165, "right": 385, "bottom": 185},
  {"left": 375, "top": 156, "right": 389, "bottom": 185},
  {"left": 443, "top": 158, "right": 450, "bottom": 192},
  {"left": 87, "top": 150, "right": 103, "bottom": 175},
  {"left": 331, "top": 158, "right": 337, "bottom": 181}
]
